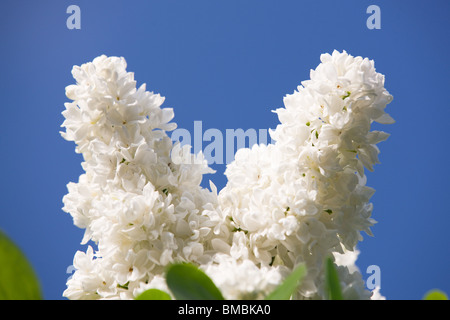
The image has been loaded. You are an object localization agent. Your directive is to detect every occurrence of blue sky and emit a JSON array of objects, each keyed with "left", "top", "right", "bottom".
[{"left": 0, "top": 0, "right": 449, "bottom": 300}]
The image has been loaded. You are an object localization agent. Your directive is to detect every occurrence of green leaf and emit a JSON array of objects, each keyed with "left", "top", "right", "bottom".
[
  {"left": 135, "top": 288, "right": 172, "bottom": 300},
  {"left": 0, "top": 229, "right": 42, "bottom": 300},
  {"left": 423, "top": 289, "right": 448, "bottom": 300},
  {"left": 325, "top": 257, "right": 343, "bottom": 300},
  {"left": 265, "top": 263, "right": 306, "bottom": 300},
  {"left": 166, "top": 263, "right": 224, "bottom": 300}
]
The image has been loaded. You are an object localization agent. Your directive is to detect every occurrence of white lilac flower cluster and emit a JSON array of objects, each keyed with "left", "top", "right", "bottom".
[
  {"left": 61, "top": 51, "right": 393, "bottom": 300},
  {"left": 213, "top": 50, "right": 393, "bottom": 299},
  {"left": 61, "top": 55, "right": 229, "bottom": 299}
]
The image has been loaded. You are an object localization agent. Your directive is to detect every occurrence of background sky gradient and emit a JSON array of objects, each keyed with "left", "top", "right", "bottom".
[{"left": 0, "top": 0, "right": 449, "bottom": 300}]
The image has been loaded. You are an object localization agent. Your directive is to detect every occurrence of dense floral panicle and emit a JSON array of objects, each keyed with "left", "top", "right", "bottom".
[
  {"left": 62, "top": 51, "right": 392, "bottom": 300},
  {"left": 61, "top": 55, "right": 228, "bottom": 299},
  {"left": 216, "top": 50, "right": 393, "bottom": 299}
]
